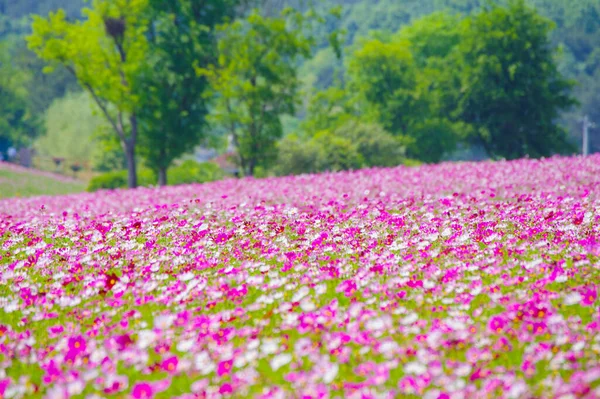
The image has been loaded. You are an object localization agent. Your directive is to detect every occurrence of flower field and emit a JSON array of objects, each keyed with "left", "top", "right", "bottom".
[{"left": 1, "top": 156, "right": 600, "bottom": 399}]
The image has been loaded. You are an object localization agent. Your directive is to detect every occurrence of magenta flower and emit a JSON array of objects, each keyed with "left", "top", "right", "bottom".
[
  {"left": 68, "top": 335, "right": 87, "bottom": 355},
  {"left": 488, "top": 316, "right": 506, "bottom": 333},
  {"left": 217, "top": 359, "right": 233, "bottom": 376},
  {"left": 0, "top": 379, "right": 10, "bottom": 397},
  {"left": 582, "top": 287, "right": 597, "bottom": 306},
  {"left": 161, "top": 356, "right": 178, "bottom": 374},
  {"left": 219, "top": 383, "right": 233, "bottom": 395},
  {"left": 132, "top": 382, "right": 154, "bottom": 399}
]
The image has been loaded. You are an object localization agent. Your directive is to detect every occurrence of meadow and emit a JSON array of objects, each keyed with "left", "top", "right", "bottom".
[
  {"left": 0, "top": 163, "right": 85, "bottom": 199},
  {"left": 0, "top": 155, "right": 599, "bottom": 398}
]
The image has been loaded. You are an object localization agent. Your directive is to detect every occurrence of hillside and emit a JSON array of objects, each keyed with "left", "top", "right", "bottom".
[
  {"left": 0, "top": 162, "right": 85, "bottom": 198},
  {"left": 1, "top": 155, "right": 600, "bottom": 397}
]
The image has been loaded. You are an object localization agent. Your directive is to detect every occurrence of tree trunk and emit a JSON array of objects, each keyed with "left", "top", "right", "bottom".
[
  {"left": 124, "top": 141, "right": 137, "bottom": 189},
  {"left": 158, "top": 167, "right": 167, "bottom": 187},
  {"left": 125, "top": 115, "right": 138, "bottom": 188}
]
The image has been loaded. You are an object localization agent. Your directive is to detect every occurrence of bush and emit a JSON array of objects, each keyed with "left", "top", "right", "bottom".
[
  {"left": 274, "top": 134, "right": 323, "bottom": 176},
  {"left": 87, "top": 161, "right": 224, "bottom": 192},
  {"left": 168, "top": 160, "right": 223, "bottom": 185},
  {"left": 87, "top": 169, "right": 156, "bottom": 192},
  {"left": 333, "top": 121, "right": 408, "bottom": 167},
  {"left": 274, "top": 121, "right": 407, "bottom": 176},
  {"left": 313, "top": 131, "right": 364, "bottom": 172}
]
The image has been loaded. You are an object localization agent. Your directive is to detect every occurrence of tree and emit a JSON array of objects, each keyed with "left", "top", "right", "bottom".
[
  {"left": 347, "top": 30, "right": 461, "bottom": 163},
  {"left": 456, "top": 0, "right": 577, "bottom": 159},
  {"left": 28, "top": 0, "right": 149, "bottom": 188},
  {"left": 349, "top": 38, "right": 420, "bottom": 136},
  {"left": 200, "top": 8, "right": 315, "bottom": 176},
  {"left": 136, "top": 0, "right": 237, "bottom": 186},
  {"left": 0, "top": 40, "right": 40, "bottom": 153},
  {"left": 34, "top": 91, "right": 105, "bottom": 165}
]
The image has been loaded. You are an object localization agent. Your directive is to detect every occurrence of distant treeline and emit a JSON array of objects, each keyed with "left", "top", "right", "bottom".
[{"left": 0, "top": 0, "right": 597, "bottom": 188}]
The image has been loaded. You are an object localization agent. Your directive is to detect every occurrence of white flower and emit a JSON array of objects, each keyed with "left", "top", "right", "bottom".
[
  {"left": 154, "top": 314, "right": 174, "bottom": 330},
  {"left": 366, "top": 318, "right": 385, "bottom": 331},
  {"left": 564, "top": 292, "right": 582, "bottom": 305},
  {"left": 261, "top": 339, "right": 279, "bottom": 355},
  {"left": 322, "top": 363, "right": 338, "bottom": 383},
  {"left": 292, "top": 286, "right": 310, "bottom": 302},
  {"left": 300, "top": 299, "right": 316, "bottom": 312},
  {"left": 455, "top": 364, "right": 472, "bottom": 377},
  {"left": 401, "top": 313, "right": 418, "bottom": 325},
  {"left": 179, "top": 272, "right": 195, "bottom": 281},
  {"left": 137, "top": 330, "right": 156, "bottom": 349},
  {"left": 271, "top": 353, "right": 292, "bottom": 371},
  {"left": 405, "top": 362, "right": 426, "bottom": 375},
  {"left": 194, "top": 352, "right": 215, "bottom": 375}
]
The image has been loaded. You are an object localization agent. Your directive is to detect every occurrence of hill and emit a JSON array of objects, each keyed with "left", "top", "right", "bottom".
[
  {"left": 1, "top": 155, "right": 599, "bottom": 397},
  {"left": 0, "top": 162, "right": 85, "bottom": 198}
]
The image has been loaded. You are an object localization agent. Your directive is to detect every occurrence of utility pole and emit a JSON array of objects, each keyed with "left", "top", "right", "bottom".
[{"left": 582, "top": 115, "right": 596, "bottom": 156}]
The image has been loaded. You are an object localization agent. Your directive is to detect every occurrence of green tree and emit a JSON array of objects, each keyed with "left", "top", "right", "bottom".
[
  {"left": 349, "top": 38, "right": 420, "bottom": 136},
  {"left": 347, "top": 31, "right": 461, "bottom": 163},
  {"left": 136, "top": 0, "right": 237, "bottom": 186},
  {"left": 456, "top": 0, "right": 577, "bottom": 159},
  {"left": 34, "top": 91, "right": 106, "bottom": 167},
  {"left": 0, "top": 40, "right": 40, "bottom": 152},
  {"left": 27, "top": 0, "right": 149, "bottom": 188},
  {"left": 302, "top": 86, "right": 364, "bottom": 135},
  {"left": 200, "top": 9, "right": 315, "bottom": 176}
]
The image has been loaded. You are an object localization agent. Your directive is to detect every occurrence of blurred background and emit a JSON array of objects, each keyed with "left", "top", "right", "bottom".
[{"left": 0, "top": 0, "right": 598, "bottom": 197}]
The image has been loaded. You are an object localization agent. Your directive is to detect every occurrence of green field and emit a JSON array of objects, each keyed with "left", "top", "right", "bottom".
[{"left": 0, "top": 166, "right": 85, "bottom": 198}]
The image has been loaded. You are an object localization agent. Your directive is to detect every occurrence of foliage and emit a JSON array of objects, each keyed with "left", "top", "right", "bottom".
[
  {"left": 347, "top": 22, "right": 461, "bottom": 163},
  {"left": 28, "top": 0, "right": 150, "bottom": 188},
  {"left": 0, "top": 40, "right": 40, "bottom": 150},
  {"left": 87, "top": 160, "right": 223, "bottom": 191},
  {"left": 302, "top": 86, "right": 364, "bottom": 135},
  {"left": 200, "top": 8, "right": 316, "bottom": 176},
  {"left": 274, "top": 121, "right": 406, "bottom": 175},
  {"left": 34, "top": 91, "right": 104, "bottom": 165},
  {"left": 137, "top": 0, "right": 237, "bottom": 186},
  {"left": 167, "top": 160, "right": 224, "bottom": 186},
  {"left": 86, "top": 167, "right": 155, "bottom": 191},
  {"left": 273, "top": 134, "right": 322, "bottom": 176},
  {"left": 456, "top": 0, "right": 577, "bottom": 159},
  {"left": 333, "top": 121, "right": 407, "bottom": 167}
]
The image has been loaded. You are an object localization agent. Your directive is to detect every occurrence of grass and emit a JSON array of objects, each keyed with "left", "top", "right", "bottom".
[{"left": 0, "top": 166, "right": 86, "bottom": 199}]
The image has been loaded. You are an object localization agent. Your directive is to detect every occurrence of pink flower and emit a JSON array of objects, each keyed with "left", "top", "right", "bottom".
[
  {"left": 582, "top": 288, "right": 597, "bottom": 306},
  {"left": 132, "top": 382, "right": 154, "bottom": 399},
  {"left": 217, "top": 359, "right": 233, "bottom": 376},
  {"left": 488, "top": 316, "right": 506, "bottom": 333},
  {"left": 521, "top": 360, "right": 535, "bottom": 377},
  {"left": 0, "top": 379, "right": 10, "bottom": 396},
  {"left": 48, "top": 325, "right": 64, "bottom": 338},
  {"left": 42, "top": 360, "right": 62, "bottom": 384},
  {"left": 68, "top": 335, "right": 87, "bottom": 355},
  {"left": 219, "top": 383, "right": 233, "bottom": 395},
  {"left": 161, "top": 356, "right": 178, "bottom": 374}
]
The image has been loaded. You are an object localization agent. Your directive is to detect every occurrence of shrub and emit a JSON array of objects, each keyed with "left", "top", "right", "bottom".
[
  {"left": 168, "top": 160, "right": 224, "bottom": 185},
  {"left": 274, "top": 121, "right": 408, "bottom": 176},
  {"left": 274, "top": 134, "right": 323, "bottom": 176},
  {"left": 87, "top": 169, "right": 156, "bottom": 192},
  {"left": 313, "top": 131, "right": 364, "bottom": 172},
  {"left": 333, "top": 121, "right": 408, "bottom": 167}
]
